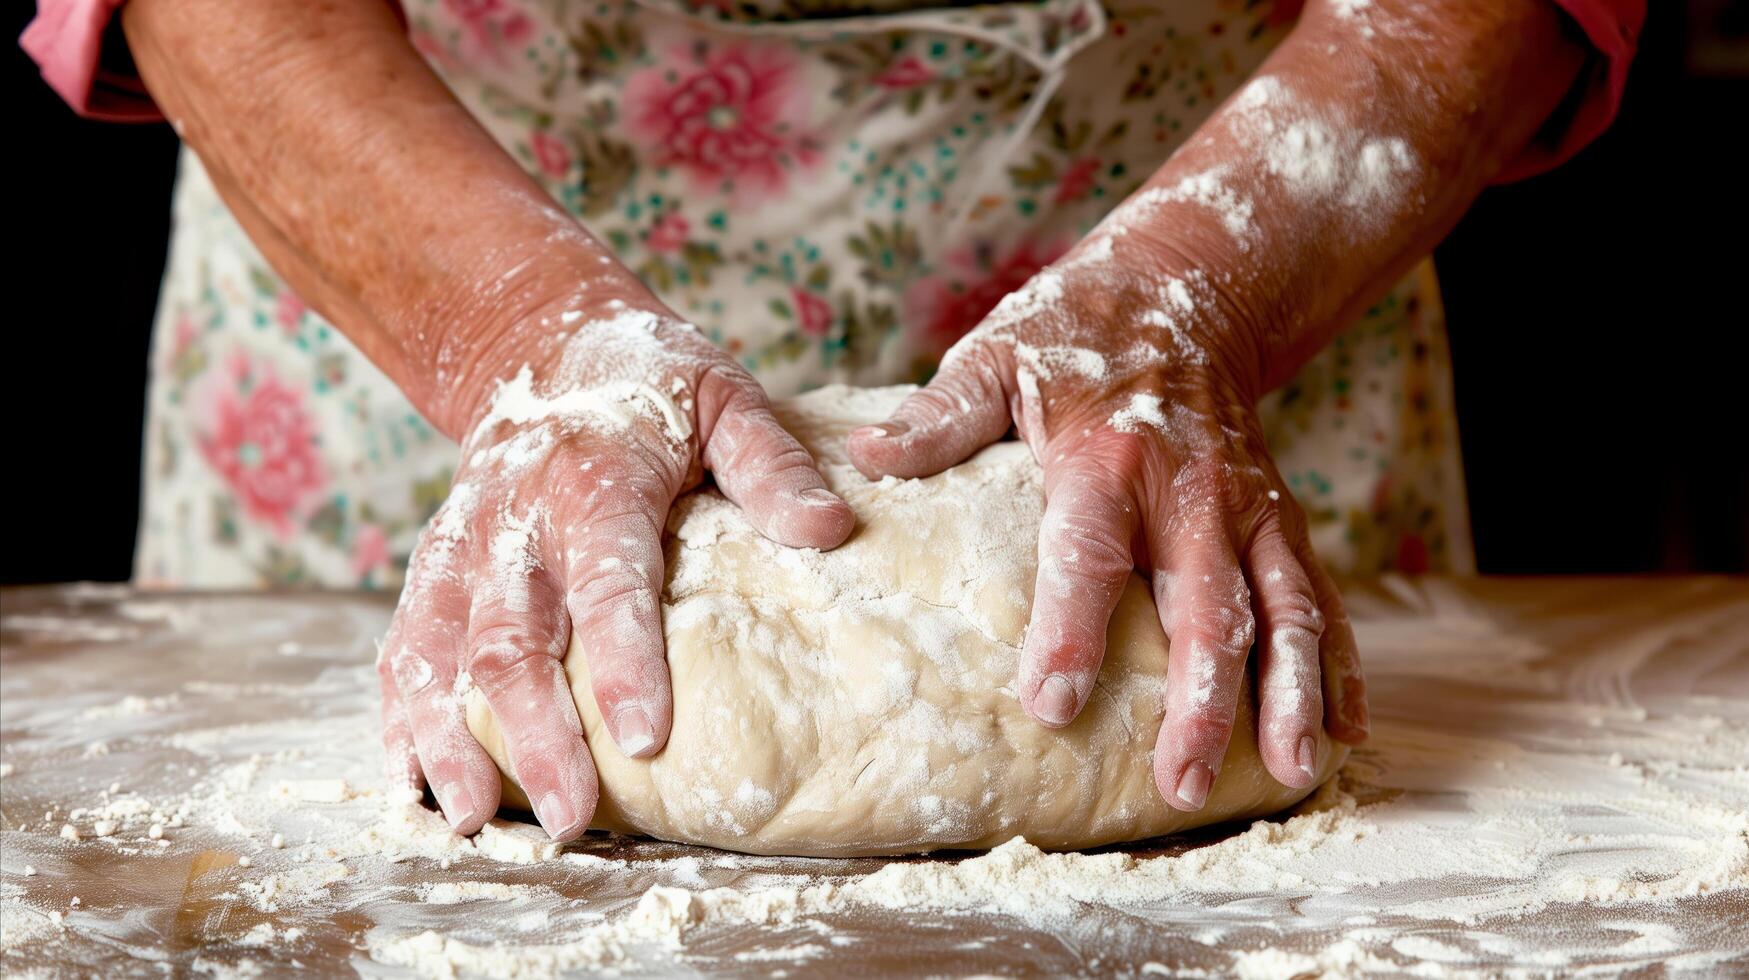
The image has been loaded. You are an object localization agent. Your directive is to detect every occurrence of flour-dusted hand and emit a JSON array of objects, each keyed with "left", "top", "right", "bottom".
[
  {"left": 847, "top": 228, "right": 1367, "bottom": 810},
  {"left": 846, "top": 0, "right": 1595, "bottom": 809},
  {"left": 379, "top": 302, "right": 855, "bottom": 839}
]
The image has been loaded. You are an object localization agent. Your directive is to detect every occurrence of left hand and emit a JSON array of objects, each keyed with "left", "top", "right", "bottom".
[{"left": 847, "top": 231, "right": 1368, "bottom": 811}]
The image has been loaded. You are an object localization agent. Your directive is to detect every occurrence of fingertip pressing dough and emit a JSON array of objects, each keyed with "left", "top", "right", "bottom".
[{"left": 467, "top": 385, "right": 1345, "bottom": 857}]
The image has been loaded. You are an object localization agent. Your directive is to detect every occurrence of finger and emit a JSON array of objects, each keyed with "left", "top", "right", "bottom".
[
  {"left": 386, "top": 537, "right": 501, "bottom": 835},
  {"left": 1150, "top": 484, "right": 1256, "bottom": 812},
  {"left": 1018, "top": 455, "right": 1140, "bottom": 728},
  {"left": 376, "top": 644, "right": 421, "bottom": 796},
  {"left": 465, "top": 514, "right": 601, "bottom": 843},
  {"left": 1244, "top": 509, "right": 1325, "bottom": 788},
  {"left": 847, "top": 343, "right": 1011, "bottom": 480},
  {"left": 561, "top": 488, "right": 674, "bottom": 763},
  {"left": 698, "top": 370, "right": 855, "bottom": 549},
  {"left": 1294, "top": 531, "right": 1369, "bottom": 743},
  {"left": 468, "top": 540, "right": 598, "bottom": 843}
]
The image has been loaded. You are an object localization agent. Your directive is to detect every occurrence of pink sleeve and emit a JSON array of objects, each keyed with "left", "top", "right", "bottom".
[
  {"left": 21, "top": 0, "right": 412, "bottom": 123},
  {"left": 19, "top": 0, "right": 157, "bottom": 122},
  {"left": 1495, "top": 0, "right": 1646, "bottom": 182}
]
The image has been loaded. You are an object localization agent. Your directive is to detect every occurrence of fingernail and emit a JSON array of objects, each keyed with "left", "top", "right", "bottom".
[
  {"left": 615, "top": 706, "right": 658, "bottom": 758},
  {"left": 1032, "top": 674, "right": 1078, "bottom": 727},
  {"left": 437, "top": 781, "right": 479, "bottom": 830},
  {"left": 1345, "top": 699, "right": 1371, "bottom": 737},
  {"left": 535, "top": 792, "right": 579, "bottom": 838},
  {"left": 1175, "top": 762, "right": 1213, "bottom": 810},
  {"left": 1297, "top": 735, "right": 1317, "bottom": 780},
  {"left": 855, "top": 422, "right": 909, "bottom": 440},
  {"left": 799, "top": 488, "right": 840, "bottom": 507}
]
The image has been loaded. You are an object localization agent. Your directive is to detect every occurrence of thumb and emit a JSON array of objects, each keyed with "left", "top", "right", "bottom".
[
  {"left": 699, "top": 370, "right": 856, "bottom": 550},
  {"left": 847, "top": 345, "right": 1011, "bottom": 480}
]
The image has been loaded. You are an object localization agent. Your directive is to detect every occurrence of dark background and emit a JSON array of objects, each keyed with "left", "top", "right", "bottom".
[{"left": 6, "top": 3, "right": 1745, "bottom": 584}]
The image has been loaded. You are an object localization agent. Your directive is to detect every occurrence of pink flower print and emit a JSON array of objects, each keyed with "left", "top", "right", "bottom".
[
  {"left": 443, "top": 0, "right": 533, "bottom": 62},
  {"left": 499, "top": 11, "right": 533, "bottom": 43},
  {"left": 351, "top": 523, "right": 391, "bottom": 581},
  {"left": 198, "top": 360, "right": 327, "bottom": 537},
  {"left": 792, "top": 287, "right": 833, "bottom": 337},
  {"left": 172, "top": 314, "right": 198, "bottom": 357},
  {"left": 625, "top": 43, "right": 818, "bottom": 196},
  {"left": 409, "top": 27, "right": 462, "bottom": 72},
  {"left": 275, "top": 290, "right": 307, "bottom": 337},
  {"left": 530, "top": 131, "right": 571, "bottom": 179},
  {"left": 1054, "top": 157, "right": 1101, "bottom": 204},
  {"left": 874, "top": 56, "right": 935, "bottom": 90},
  {"left": 905, "top": 239, "right": 1069, "bottom": 355},
  {"left": 646, "top": 212, "right": 691, "bottom": 255}
]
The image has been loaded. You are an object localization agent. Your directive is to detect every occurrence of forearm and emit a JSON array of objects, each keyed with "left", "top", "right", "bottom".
[
  {"left": 122, "top": 0, "right": 649, "bottom": 437},
  {"left": 1114, "top": 0, "right": 1588, "bottom": 395}
]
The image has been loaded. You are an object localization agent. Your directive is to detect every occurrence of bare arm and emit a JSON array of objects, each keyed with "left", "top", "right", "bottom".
[
  {"left": 1123, "top": 0, "right": 1589, "bottom": 395},
  {"left": 121, "top": 0, "right": 645, "bottom": 437}
]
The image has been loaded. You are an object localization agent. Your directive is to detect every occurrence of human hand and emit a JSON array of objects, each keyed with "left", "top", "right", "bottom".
[
  {"left": 847, "top": 230, "right": 1368, "bottom": 812},
  {"left": 378, "top": 299, "right": 855, "bottom": 839}
]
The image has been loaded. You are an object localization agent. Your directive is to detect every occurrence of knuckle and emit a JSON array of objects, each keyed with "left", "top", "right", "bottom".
[
  {"left": 568, "top": 504, "right": 664, "bottom": 551},
  {"left": 1317, "top": 601, "right": 1358, "bottom": 657},
  {"left": 920, "top": 359, "right": 1000, "bottom": 417},
  {"left": 751, "top": 444, "right": 822, "bottom": 487},
  {"left": 565, "top": 529, "right": 663, "bottom": 591},
  {"left": 388, "top": 647, "right": 441, "bottom": 696},
  {"left": 1026, "top": 639, "right": 1103, "bottom": 678},
  {"left": 590, "top": 672, "right": 649, "bottom": 712},
  {"left": 1043, "top": 518, "right": 1134, "bottom": 581},
  {"left": 376, "top": 647, "right": 400, "bottom": 685},
  {"left": 1181, "top": 591, "right": 1255, "bottom": 655},
  {"left": 590, "top": 652, "right": 670, "bottom": 705},
  {"left": 964, "top": 352, "right": 1008, "bottom": 402},
  {"left": 1265, "top": 587, "right": 1324, "bottom": 637},
  {"left": 702, "top": 360, "right": 765, "bottom": 404},
  {"left": 939, "top": 332, "right": 995, "bottom": 373},
  {"left": 467, "top": 605, "right": 564, "bottom": 669},
  {"left": 466, "top": 637, "right": 542, "bottom": 686},
  {"left": 1051, "top": 449, "right": 1142, "bottom": 506},
  {"left": 567, "top": 570, "right": 655, "bottom": 617},
  {"left": 1179, "top": 710, "right": 1237, "bottom": 752}
]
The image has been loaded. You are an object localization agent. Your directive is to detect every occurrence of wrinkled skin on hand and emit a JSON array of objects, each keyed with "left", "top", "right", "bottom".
[
  {"left": 378, "top": 305, "right": 855, "bottom": 839},
  {"left": 848, "top": 233, "right": 1369, "bottom": 812}
]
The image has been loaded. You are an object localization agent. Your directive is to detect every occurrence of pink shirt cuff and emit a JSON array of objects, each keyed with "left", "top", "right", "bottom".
[
  {"left": 1494, "top": 0, "right": 1646, "bottom": 182},
  {"left": 20, "top": 0, "right": 156, "bottom": 122}
]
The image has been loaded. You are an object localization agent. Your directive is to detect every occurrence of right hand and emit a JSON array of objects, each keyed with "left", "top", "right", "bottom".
[{"left": 377, "top": 299, "right": 856, "bottom": 839}]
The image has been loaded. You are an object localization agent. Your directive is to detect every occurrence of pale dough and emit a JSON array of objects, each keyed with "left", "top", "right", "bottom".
[{"left": 467, "top": 385, "right": 1345, "bottom": 856}]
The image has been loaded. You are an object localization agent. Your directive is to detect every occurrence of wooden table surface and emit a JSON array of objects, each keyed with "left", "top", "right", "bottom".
[{"left": 1, "top": 578, "right": 1745, "bottom": 977}]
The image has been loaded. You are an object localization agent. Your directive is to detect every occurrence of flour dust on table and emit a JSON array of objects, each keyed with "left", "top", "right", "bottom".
[
  {"left": 2, "top": 546, "right": 1746, "bottom": 973},
  {"left": 467, "top": 385, "right": 1345, "bottom": 856}
]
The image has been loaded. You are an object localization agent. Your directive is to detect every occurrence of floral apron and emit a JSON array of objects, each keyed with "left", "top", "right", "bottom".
[{"left": 136, "top": 0, "right": 1473, "bottom": 589}]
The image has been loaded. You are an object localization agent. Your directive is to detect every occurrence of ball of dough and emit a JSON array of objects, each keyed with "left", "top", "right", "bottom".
[{"left": 466, "top": 385, "right": 1345, "bottom": 856}]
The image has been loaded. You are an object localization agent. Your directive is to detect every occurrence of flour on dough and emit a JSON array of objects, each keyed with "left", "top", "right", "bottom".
[{"left": 467, "top": 385, "right": 1344, "bottom": 856}]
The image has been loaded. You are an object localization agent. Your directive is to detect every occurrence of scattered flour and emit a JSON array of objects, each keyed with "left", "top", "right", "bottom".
[
  {"left": 3, "top": 553, "right": 1745, "bottom": 977},
  {"left": 1226, "top": 74, "right": 1419, "bottom": 220}
]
